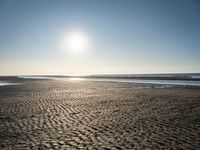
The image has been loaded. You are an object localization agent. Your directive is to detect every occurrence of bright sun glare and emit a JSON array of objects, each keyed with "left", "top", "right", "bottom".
[{"left": 64, "top": 30, "right": 90, "bottom": 53}]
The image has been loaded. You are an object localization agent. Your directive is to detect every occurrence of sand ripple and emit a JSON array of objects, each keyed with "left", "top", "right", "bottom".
[{"left": 0, "top": 80, "right": 200, "bottom": 149}]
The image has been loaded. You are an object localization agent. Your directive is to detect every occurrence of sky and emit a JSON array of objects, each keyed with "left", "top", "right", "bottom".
[{"left": 0, "top": 0, "right": 200, "bottom": 75}]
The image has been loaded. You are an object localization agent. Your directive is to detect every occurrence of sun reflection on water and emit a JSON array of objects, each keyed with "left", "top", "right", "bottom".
[{"left": 69, "top": 77, "right": 85, "bottom": 81}]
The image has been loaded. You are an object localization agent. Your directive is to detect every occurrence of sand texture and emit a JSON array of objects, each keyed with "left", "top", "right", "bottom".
[{"left": 0, "top": 80, "right": 200, "bottom": 149}]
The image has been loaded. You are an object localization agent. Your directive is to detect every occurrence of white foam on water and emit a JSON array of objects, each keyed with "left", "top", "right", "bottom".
[
  {"left": 76, "top": 78, "right": 200, "bottom": 87},
  {"left": 18, "top": 76, "right": 85, "bottom": 81},
  {"left": 0, "top": 81, "right": 23, "bottom": 86},
  {"left": 191, "top": 76, "right": 200, "bottom": 79},
  {"left": 18, "top": 76, "right": 54, "bottom": 80},
  {"left": 134, "top": 79, "right": 200, "bottom": 86},
  {"left": 53, "top": 77, "right": 200, "bottom": 87},
  {"left": 17, "top": 76, "right": 200, "bottom": 87}
]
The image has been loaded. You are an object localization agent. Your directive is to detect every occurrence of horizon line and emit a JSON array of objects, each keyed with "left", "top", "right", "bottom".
[{"left": 0, "top": 72, "right": 200, "bottom": 77}]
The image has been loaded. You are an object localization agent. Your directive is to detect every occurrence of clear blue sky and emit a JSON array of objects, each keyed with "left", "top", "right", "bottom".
[{"left": 0, "top": 0, "right": 200, "bottom": 75}]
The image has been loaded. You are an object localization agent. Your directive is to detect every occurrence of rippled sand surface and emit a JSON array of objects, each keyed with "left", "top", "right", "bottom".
[{"left": 0, "top": 80, "right": 200, "bottom": 149}]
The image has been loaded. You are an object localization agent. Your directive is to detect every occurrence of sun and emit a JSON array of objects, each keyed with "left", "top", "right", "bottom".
[{"left": 64, "top": 30, "right": 90, "bottom": 53}]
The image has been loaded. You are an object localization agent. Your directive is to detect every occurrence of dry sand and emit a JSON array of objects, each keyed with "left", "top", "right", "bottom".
[{"left": 0, "top": 79, "right": 200, "bottom": 149}]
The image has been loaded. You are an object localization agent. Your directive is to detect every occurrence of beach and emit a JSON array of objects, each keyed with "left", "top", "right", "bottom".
[{"left": 0, "top": 78, "right": 200, "bottom": 149}]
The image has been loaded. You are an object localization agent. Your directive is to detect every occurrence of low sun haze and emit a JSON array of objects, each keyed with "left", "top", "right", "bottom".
[{"left": 0, "top": 0, "right": 200, "bottom": 75}]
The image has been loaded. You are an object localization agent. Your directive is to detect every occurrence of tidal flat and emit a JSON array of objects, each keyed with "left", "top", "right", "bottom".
[{"left": 0, "top": 78, "right": 200, "bottom": 149}]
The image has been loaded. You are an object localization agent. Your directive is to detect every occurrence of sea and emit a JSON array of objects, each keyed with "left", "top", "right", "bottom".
[{"left": 0, "top": 73, "right": 200, "bottom": 88}]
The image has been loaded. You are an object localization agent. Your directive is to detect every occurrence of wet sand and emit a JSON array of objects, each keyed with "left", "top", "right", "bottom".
[{"left": 0, "top": 79, "right": 200, "bottom": 149}]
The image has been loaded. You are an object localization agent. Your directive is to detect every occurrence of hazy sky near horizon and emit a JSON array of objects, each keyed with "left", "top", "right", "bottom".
[{"left": 0, "top": 0, "right": 200, "bottom": 75}]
